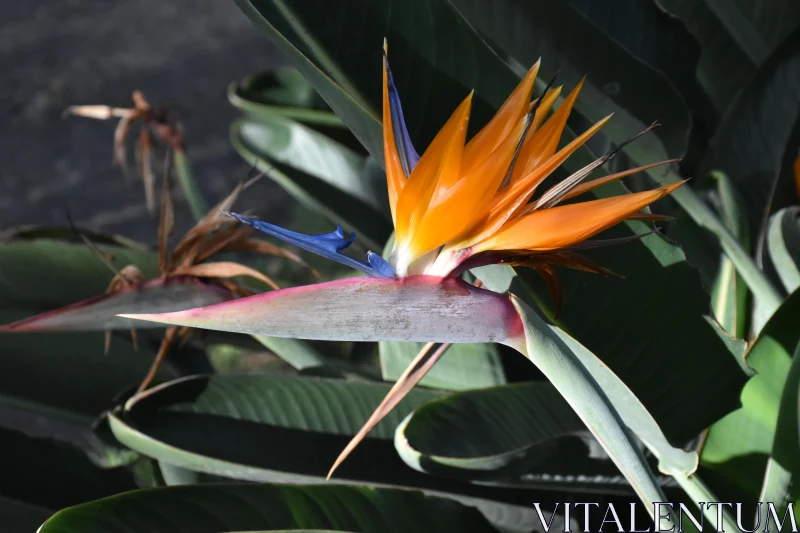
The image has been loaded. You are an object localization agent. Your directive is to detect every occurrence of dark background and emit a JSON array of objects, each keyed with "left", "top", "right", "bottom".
[{"left": 0, "top": 0, "right": 289, "bottom": 244}]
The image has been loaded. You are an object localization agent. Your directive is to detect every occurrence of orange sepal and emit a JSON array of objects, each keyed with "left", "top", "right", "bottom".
[
  {"left": 394, "top": 92, "right": 472, "bottom": 258},
  {"left": 509, "top": 78, "right": 585, "bottom": 184},
  {"left": 455, "top": 114, "right": 611, "bottom": 249},
  {"left": 383, "top": 54, "right": 407, "bottom": 224},
  {"left": 461, "top": 61, "right": 539, "bottom": 170},
  {"left": 476, "top": 181, "right": 684, "bottom": 253},
  {"left": 409, "top": 114, "right": 529, "bottom": 257},
  {"left": 561, "top": 159, "right": 679, "bottom": 202}
]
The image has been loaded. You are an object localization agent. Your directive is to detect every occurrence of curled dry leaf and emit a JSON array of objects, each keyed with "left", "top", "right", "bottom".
[
  {"left": 65, "top": 90, "right": 185, "bottom": 215},
  {"left": 3, "top": 170, "right": 313, "bottom": 391},
  {"left": 173, "top": 261, "right": 280, "bottom": 290}
]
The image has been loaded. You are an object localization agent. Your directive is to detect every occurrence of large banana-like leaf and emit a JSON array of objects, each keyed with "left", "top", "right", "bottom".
[
  {"left": 476, "top": 262, "right": 746, "bottom": 445},
  {"left": 228, "top": 67, "right": 341, "bottom": 125},
  {"left": 38, "top": 484, "right": 511, "bottom": 533},
  {"left": 759, "top": 339, "right": 800, "bottom": 514},
  {"left": 450, "top": 0, "right": 691, "bottom": 160},
  {"left": 106, "top": 373, "right": 546, "bottom": 532},
  {"left": 657, "top": 0, "right": 800, "bottom": 111},
  {"left": 502, "top": 297, "right": 670, "bottom": 521},
  {"left": 395, "top": 381, "right": 670, "bottom": 491},
  {"left": 566, "top": 0, "right": 714, "bottom": 126},
  {"left": 701, "top": 286, "right": 800, "bottom": 500},
  {"left": 124, "top": 279, "right": 681, "bottom": 516},
  {"left": 0, "top": 238, "right": 200, "bottom": 464},
  {"left": 701, "top": 29, "right": 800, "bottom": 238},
  {"left": 669, "top": 172, "right": 751, "bottom": 338},
  {"left": 230, "top": 115, "right": 391, "bottom": 251}
]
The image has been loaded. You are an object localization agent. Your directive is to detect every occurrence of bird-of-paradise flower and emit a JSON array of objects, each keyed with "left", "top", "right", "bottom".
[
  {"left": 211, "top": 45, "right": 681, "bottom": 308},
  {"left": 117, "top": 45, "right": 686, "bottom": 507}
]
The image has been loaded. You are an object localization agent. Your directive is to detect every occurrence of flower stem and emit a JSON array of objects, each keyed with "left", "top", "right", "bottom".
[
  {"left": 173, "top": 149, "right": 209, "bottom": 221},
  {"left": 672, "top": 472, "right": 739, "bottom": 532}
]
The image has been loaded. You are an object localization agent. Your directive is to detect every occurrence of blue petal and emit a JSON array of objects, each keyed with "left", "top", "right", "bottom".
[
  {"left": 225, "top": 211, "right": 397, "bottom": 279},
  {"left": 366, "top": 251, "right": 397, "bottom": 278},
  {"left": 384, "top": 54, "right": 420, "bottom": 177}
]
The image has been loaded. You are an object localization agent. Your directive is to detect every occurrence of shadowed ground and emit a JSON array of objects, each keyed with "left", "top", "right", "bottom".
[{"left": 0, "top": 0, "right": 292, "bottom": 243}]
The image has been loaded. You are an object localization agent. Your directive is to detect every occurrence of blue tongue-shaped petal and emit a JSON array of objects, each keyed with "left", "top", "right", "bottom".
[
  {"left": 225, "top": 212, "right": 396, "bottom": 278},
  {"left": 384, "top": 53, "right": 420, "bottom": 177}
]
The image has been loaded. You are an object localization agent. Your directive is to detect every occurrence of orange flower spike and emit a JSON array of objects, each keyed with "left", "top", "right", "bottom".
[
  {"left": 510, "top": 78, "right": 585, "bottom": 184},
  {"left": 458, "top": 113, "right": 611, "bottom": 249},
  {"left": 409, "top": 113, "right": 529, "bottom": 258},
  {"left": 475, "top": 181, "right": 684, "bottom": 253},
  {"left": 528, "top": 86, "right": 562, "bottom": 135},
  {"left": 393, "top": 93, "right": 472, "bottom": 268},
  {"left": 404, "top": 66, "right": 540, "bottom": 259},
  {"left": 382, "top": 50, "right": 408, "bottom": 224},
  {"left": 215, "top": 48, "right": 683, "bottom": 285},
  {"left": 461, "top": 61, "right": 539, "bottom": 168}
]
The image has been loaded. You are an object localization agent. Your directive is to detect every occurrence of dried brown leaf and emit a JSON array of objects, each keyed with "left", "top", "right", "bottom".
[
  {"left": 232, "top": 238, "right": 321, "bottom": 280},
  {"left": 173, "top": 261, "right": 279, "bottom": 290},
  {"left": 137, "top": 326, "right": 177, "bottom": 393},
  {"left": 327, "top": 341, "right": 452, "bottom": 479},
  {"left": 63, "top": 105, "right": 132, "bottom": 120},
  {"left": 132, "top": 90, "right": 150, "bottom": 111}
]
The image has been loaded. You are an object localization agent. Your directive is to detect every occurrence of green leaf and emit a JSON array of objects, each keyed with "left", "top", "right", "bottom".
[
  {"left": 173, "top": 149, "right": 209, "bottom": 222},
  {"left": 231, "top": 116, "right": 391, "bottom": 251},
  {"left": 108, "top": 374, "right": 438, "bottom": 480},
  {"left": 0, "top": 238, "right": 201, "bottom": 463},
  {"left": 251, "top": 335, "right": 333, "bottom": 371},
  {"left": 0, "top": 277, "right": 230, "bottom": 333},
  {"left": 396, "top": 380, "right": 666, "bottom": 489},
  {"left": 656, "top": 0, "right": 800, "bottom": 111},
  {"left": 0, "top": 238, "right": 157, "bottom": 308},
  {"left": 565, "top": 0, "right": 715, "bottom": 126},
  {"left": 707, "top": 172, "right": 751, "bottom": 337},
  {"left": 766, "top": 206, "right": 800, "bottom": 294},
  {"left": 451, "top": 0, "right": 692, "bottom": 160},
  {"left": 701, "top": 28, "right": 800, "bottom": 238},
  {"left": 233, "top": 0, "right": 517, "bottom": 157},
  {"left": 379, "top": 341, "right": 504, "bottom": 391},
  {"left": 498, "top": 296, "right": 669, "bottom": 520},
  {"left": 701, "top": 286, "right": 800, "bottom": 499},
  {"left": 106, "top": 374, "right": 544, "bottom": 532},
  {"left": 0, "top": 225, "right": 149, "bottom": 251},
  {"left": 229, "top": 67, "right": 339, "bottom": 122},
  {"left": 479, "top": 251, "right": 747, "bottom": 446},
  {"left": 38, "top": 484, "right": 505, "bottom": 533},
  {"left": 759, "top": 338, "right": 800, "bottom": 512}
]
